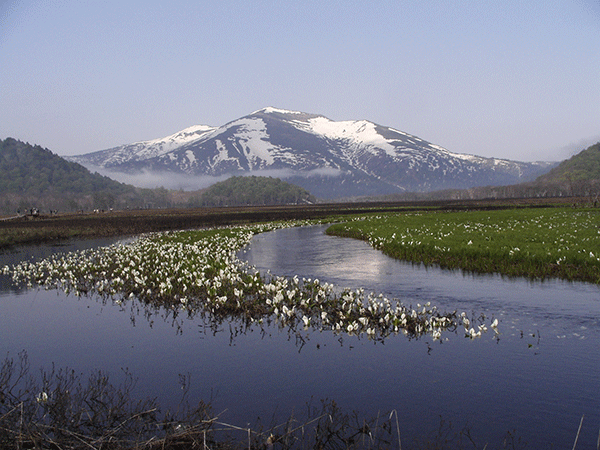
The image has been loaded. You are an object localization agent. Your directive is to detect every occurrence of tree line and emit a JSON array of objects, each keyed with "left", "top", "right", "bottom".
[
  {"left": 0, "top": 138, "right": 178, "bottom": 214},
  {"left": 0, "top": 139, "right": 317, "bottom": 215},
  {"left": 187, "top": 175, "right": 316, "bottom": 207}
]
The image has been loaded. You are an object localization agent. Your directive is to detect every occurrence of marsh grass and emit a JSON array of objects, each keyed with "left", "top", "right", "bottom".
[
  {"left": 0, "top": 201, "right": 436, "bottom": 250},
  {"left": 1, "top": 353, "right": 540, "bottom": 450},
  {"left": 0, "top": 352, "right": 405, "bottom": 450},
  {"left": 4, "top": 221, "right": 494, "bottom": 342},
  {"left": 0, "top": 351, "right": 212, "bottom": 449},
  {"left": 1, "top": 220, "right": 506, "bottom": 448},
  {"left": 326, "top": 207, "right": 600, "bottom": 283}
]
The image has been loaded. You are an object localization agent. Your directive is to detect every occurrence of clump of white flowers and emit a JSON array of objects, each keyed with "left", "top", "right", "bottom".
[
  {"left": 5, "top": 221, "right": 497, "bottom": 342},
  {"left": 36, "top": 391, "right": 49, "bottom": 404}
]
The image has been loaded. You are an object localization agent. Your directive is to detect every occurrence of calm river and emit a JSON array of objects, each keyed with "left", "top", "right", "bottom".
[{"left": 1, "top": 226, "right": 599, "bottom": 448}]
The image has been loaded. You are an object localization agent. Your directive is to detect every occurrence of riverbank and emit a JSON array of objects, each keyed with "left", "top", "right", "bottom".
[
  {"left": 1, "top": 220, "right": 488, "bottom": 449},
  {"left": 326, "top": 205, "right": 600, "bottom": 284},
  {"left": 0, "top": 197, "right": 587, "bottom": 249},
  {"left": 3, "top": 200, "right": 599, "bottom": 448}
]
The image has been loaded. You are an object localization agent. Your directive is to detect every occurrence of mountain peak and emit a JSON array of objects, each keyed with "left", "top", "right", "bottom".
[
  {"left": 251, "top": 106, "right": 305, "bottom": 116},
  {"left": 68, "top": 108, "right": 555, "bottom": 198}
]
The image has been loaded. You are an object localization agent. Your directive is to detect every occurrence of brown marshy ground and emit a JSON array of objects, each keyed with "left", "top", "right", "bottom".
[{"left": 0, "top": 197, "right": 589, "bottom": 249}]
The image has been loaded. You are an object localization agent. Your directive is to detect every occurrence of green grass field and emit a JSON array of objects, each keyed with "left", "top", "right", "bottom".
[{"left": 326, "top": 207, "right": 600, "bottom": 283}]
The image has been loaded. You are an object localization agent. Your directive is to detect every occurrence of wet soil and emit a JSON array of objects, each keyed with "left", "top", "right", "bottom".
[{"left": 0, "top": 196, "right": 589, "bottom": 249}]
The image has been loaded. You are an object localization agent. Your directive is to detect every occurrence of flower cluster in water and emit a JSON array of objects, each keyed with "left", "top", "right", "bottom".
[{"left": 4, "top": 221, "right": 497, "bottom": 342}]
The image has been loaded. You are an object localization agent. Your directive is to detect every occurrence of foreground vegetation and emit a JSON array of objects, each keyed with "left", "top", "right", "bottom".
[
  {"left": 6, "top": 203, "right": 599, "bottom": 447},
  {"left": 1, "top": 352, "right": 529, "bottom": 450},
  {"left": 327, "top": 207, "right": 600, "bottom": 283},
  {"left": 5, "top": 221, "right": 493, "bottom": 342},
  {"left": 2, "top": 220, "right": 501, "bottom": 448},
  {"left": 0, "top": 351, "right": 400, "bottom": 450}
]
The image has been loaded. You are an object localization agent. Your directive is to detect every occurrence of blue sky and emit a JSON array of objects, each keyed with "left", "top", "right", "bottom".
[{"left": 1, "top": 0, "right": 598, "bottom": 161}]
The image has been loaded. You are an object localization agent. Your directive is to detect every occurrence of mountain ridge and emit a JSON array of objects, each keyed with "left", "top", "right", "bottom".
[
  {"left": 535, "top": 142, "right": 600, "bottom": 184},
  {"left": 68, "top": 107, "right": 556, "bottom": 198}
]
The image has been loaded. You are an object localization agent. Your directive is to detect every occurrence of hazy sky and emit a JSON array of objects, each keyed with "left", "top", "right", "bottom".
[{"left": 1, "top": 0, "right": 599, "bottom": 162}]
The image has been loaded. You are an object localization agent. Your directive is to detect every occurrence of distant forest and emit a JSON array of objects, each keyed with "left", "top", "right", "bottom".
[
  {"left": 2, "top": 137, "right": 600, "bottom": 215},
  {"left": 188, "top": 176, "right": 316, "bottom": 207},
  {"left": 0, "top": 138, "right": 181, "bottom": 214},
  {"left": 365, "top": 142, "right": 600, "bottom": 203},
  {"left": 0, "top": 139, "right": 316, "bottom": 215}
]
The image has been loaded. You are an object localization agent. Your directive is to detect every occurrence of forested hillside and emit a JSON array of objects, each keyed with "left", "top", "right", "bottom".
[
  {"left": 0, "top": 138, "right": 174, "bottom": 214},
  {"left": 1, "top": 138, "right": 132, "bottom": 195},
  {"left": 0, "top": 139, "right": 317, "bottom": 215},
  {"left": 535, "top": 142, "right": 600, "bottom": 183},
  {"left": 188, "top": 176, "right": 316, "bottom": 207}
]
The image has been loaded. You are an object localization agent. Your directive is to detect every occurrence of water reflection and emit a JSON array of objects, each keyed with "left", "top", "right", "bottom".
[
  {"left": 241, "top": 225, "right": 600, "bottom": 448},
  {"left": 243, "top": 225, "right": 600, "bottom": 340},
  {"left": 1, "top": 228, "right": 600, "bottom": 448},
  {"left": 243, "top": 225, "right": 399, "bottom": 284}
]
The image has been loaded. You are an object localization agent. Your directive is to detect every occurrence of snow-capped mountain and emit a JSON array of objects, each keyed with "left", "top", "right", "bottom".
[
  {"left": 71, "top": 125, "right": 216, "bottom": 168},
  {"left": 69, "top": 107, "right": 555, "bottom": 198}
]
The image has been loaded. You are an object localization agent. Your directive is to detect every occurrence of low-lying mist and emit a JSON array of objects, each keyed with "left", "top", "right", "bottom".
[{"left": 91, "top": 167, "right": 343, "bottom": 191}]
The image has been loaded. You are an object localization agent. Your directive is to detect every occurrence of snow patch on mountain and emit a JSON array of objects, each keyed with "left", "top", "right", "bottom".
[
  {"left": 69, "top": 107, "right": 556, "bottom": 198},
  {"left": 229, "top": 118, "right": 276, "bottom": 166},
  {"left": 135, "top": 124, "right": 216, "bottom": 159},
  {"left": 185, "top": 150, "right": 196, "bottom": 165},
  {"left": 252, "top": 106, "right": 304, "bottom": 115},
  {"left": 306, "top": 118, "right": 398, "bottom": 157},
  {"left": 213, "top": 139, "right": 240, "bottom": 168}
]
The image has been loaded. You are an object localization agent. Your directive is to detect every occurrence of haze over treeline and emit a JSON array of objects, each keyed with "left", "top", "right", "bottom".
[
  {"left": 2, "top": 137, "right": 600, "bottom": 216},
  {"left": 0, "top": 138, "right": 316, "bottom": 214}
]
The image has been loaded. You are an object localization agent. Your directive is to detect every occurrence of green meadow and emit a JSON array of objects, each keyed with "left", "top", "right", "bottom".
[{"left": 326, "top": 207, "right": 600, "bottom": 284}]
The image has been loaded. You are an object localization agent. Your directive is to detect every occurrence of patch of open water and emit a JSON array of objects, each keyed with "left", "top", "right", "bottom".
[{"left": 1, "top": 226, "right": 599, "bottom": 448}]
